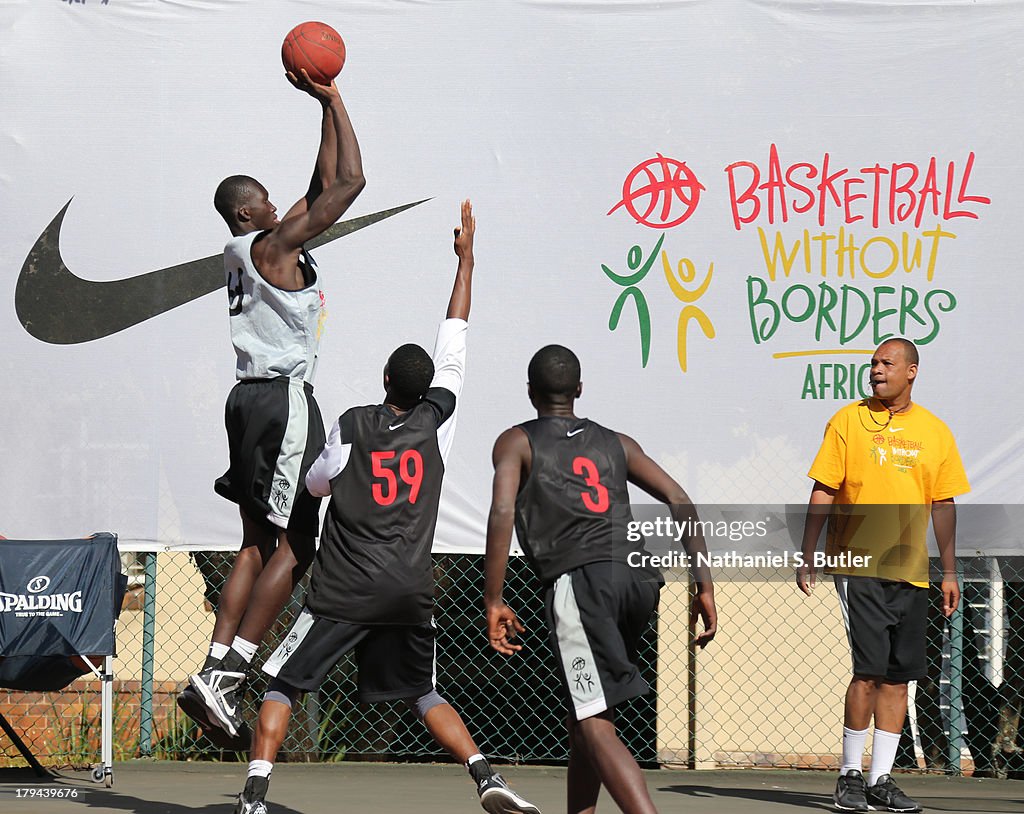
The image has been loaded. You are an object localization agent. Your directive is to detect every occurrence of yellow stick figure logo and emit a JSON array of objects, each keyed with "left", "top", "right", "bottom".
[{"left": 661, "top": 250, "right": 715, "bottom": 373}]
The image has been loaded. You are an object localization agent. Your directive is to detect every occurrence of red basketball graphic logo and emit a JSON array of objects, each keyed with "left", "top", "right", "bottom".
[{"left": 608, "top": 153, "right": 705, "bottom": 229}]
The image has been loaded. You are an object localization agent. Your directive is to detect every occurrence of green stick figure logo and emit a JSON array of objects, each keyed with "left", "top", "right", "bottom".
[{"left": 601, "top": 236, "right": 663, "bottom": 368}]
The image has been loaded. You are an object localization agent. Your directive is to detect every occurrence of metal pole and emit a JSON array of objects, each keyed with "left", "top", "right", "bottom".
[
  {"left": 139, "top": 552, "right": 157, "bottom": 756},
  {"left": 101, "top": 655, "right": 113, "bottom": 786},
  {"left": 687, "top": 572, "right": 697, "bottom": 770},
  {"left": 946, "top": 559, "right": 964, "bottom": 773}
]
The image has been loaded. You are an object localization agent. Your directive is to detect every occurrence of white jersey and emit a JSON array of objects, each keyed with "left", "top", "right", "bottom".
[{"left": 224, "top": 231, "right": 327, "bottom": 383}]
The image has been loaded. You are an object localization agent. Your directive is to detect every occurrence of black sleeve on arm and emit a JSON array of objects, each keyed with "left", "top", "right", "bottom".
[
  {"left": 338, "top": 409, "right": 356, "bottom": 444},
  {"left": 423, "top": 387, "right": 456, "bottom": 428}
]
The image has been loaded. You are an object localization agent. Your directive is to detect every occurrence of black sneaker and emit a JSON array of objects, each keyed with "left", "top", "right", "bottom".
[
  {"left": 866, "top": 774, "right": 922, "bottom": 813},
  {"left": 469, "top": 760, "right": 542, "bottom": 814},
  {"left": 176, "top": 685, "right": 252, "bottom": 751},
  {"left": 189, "top": 667, "right": 247, "bottom": 738},
  {"left": 234, "top": 776, "right": 270, "bottom": 814},
  {"left": 833, "top": 769, "right": 869, "bottom": 812}
]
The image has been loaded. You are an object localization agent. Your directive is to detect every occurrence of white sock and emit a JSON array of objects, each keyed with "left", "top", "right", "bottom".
[
  {"left": 841, "top": 726, "right": 869, "bottom": 775},
  {"left": 868, "top": 729, "right": 901, "bottom": 786},
  {"left": 231, "top": 636, "right": 258, "bottom": 663},
  {"left": 248, "top": 759, "right": 273, "bottom": 779},
  {"left": 465, "top": 753, "right": 486, "bottom": 769},
  {"left": 209, "top": 642, "right": 230, "bottom": 661}
]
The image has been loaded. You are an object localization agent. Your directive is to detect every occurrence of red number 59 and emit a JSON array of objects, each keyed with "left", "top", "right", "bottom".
[{"left": 371, "top": 450, "right": 424, "bottom": 505}]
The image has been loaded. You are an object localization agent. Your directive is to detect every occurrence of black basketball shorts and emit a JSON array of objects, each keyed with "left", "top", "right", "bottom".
[
  {"left": 834, "top": 575, "right": 928, "bottom": 682},
  {"left": 263, "top": 608, "right": 437, "bottom": 703},
  {"left": 214, "top": 376, "right": 326, "bottom": 538},
  {"left": 544, "top": 560, "right": 661, "bottom": 721}
]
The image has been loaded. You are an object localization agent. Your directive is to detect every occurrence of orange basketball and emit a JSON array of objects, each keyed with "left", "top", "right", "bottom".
[{"left": 281, "top": 21, "right": 346, "bottom": 85}]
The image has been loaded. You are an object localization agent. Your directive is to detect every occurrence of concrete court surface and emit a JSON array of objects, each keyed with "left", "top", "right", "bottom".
[{"left": 1, "top": 762, "right": 1022, "bottom": 814}]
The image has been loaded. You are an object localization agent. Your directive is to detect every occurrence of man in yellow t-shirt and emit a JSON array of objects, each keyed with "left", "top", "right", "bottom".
[{"left": 797, "top": 338, "right": 969, "bottom": 814}]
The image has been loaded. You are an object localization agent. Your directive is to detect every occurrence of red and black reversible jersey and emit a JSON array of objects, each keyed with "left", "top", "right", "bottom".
[
  {"left": 514, "top": 416, "right": 640, "bottom": 583},
  {"left": 306, "top": 387, "right": 455, "bottom": 625}
]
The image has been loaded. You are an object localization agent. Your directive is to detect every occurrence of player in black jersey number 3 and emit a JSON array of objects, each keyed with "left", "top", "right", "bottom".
[
  {"left": 484, "top": 346, "right": 718, "bottom": 814},
  {"left": 234, "top": 201, "right": 540, "bottom": 814}
]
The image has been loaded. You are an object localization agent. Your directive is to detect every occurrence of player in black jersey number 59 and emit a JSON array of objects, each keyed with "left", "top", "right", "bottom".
[{"left": 233, "top": 202, "right": 541, "bottom": 814}]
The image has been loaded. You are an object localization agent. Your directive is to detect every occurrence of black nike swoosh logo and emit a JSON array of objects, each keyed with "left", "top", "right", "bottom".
[{"left": 16, "top": 198, "right": 429, "bottom": 344}]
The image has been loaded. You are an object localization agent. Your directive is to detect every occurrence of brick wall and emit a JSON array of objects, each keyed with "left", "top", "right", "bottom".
[{"left": 0, "top": 679, "right": 182, "bottom": 768}]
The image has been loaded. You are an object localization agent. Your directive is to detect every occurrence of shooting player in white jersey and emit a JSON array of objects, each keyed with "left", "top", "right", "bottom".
[{"left": 178, "top": 68, "right": 365, "bottom": 747}]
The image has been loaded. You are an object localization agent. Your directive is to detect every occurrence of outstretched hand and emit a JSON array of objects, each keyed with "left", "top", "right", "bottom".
[
  {"left": 454, "top": 199, "right": 475, "bottom": 261},
  {"left": 286, "top": 69, "right": 340, "bottom": 104},
  {"left": 486, "top": 602, "right": 524, "bottom": 656}
]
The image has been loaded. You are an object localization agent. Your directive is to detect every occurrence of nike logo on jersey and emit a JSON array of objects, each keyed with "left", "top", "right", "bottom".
[
  {"left": 16, "top": 198, "right": 428, "bottom": 344},
  {"left": 888, "top": 426, "right": 904, "bottom": 433},
  {"left": 567, "top": 428, "right": 585, "bottom": 437},
  {"left": 388, "top": 422, "right": 406, "bottom": 431}
]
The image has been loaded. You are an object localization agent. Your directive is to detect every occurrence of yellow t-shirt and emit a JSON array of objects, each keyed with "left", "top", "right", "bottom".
[{"left": 807, "top": 398, "right": 970, "bottom": 587}]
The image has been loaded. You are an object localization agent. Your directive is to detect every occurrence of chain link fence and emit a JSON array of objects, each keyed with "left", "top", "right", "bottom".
[{"left": 2, "top": 550, "right": 1023, "bottom": 779}]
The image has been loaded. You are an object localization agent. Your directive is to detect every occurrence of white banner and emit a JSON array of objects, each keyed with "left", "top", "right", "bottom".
[{"left": 2, "top": 0, "right": 1022, "bottom": 552}]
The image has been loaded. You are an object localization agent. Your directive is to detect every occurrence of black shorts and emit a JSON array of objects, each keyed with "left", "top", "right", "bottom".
[
  {"left": 544, "top": 560, "right": 661, "bottom": 721},
  {"left": 834, "top": 575, "right": 928, "bottom": 682},
  {"left": 262, "top": 608, "right": 436, "bottom": 702},
  {"left": 214, "top": 377, "right": 325, "bottom": 538}
]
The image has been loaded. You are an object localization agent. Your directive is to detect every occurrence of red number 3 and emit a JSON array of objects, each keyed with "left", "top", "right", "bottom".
[
  {"left": 371, "top": 450, "right": 424, "bottom": 505},
  {"left": 573, "top": 456, "right": 609, "bottom": 513}
]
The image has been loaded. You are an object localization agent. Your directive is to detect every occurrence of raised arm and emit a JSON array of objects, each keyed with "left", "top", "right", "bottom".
[
  {"left": 272, "top": 72, "right": 366, "bottom": 251},
  {"left": 484, "top": 427, "right": 530, "bottom": 655},
  {"left": 280, "top": 76, "right": 339, "bottom": 222},
  {"left": 447, "top": 200, "right": 475, "bottom": 321},
  {"left": 427, "top": 202, "right": 477, "bottom": 409},
  {"left": 619, "top": 432, "right": 717, "bottom": 647}
]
